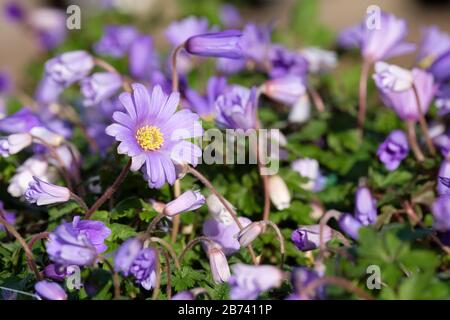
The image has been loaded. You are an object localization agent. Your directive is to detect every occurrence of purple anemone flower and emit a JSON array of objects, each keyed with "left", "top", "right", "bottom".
[
  {"left": 291, "top": 225, "right": 333, "bottom": 251},
  {"left": 185, "top": 30, "right": 244, "bottom": 59},
  {"left": 45, "top": 51, "right": 94, "bottom": 87},
  {"left": 94, "top": 25, "right": 139, "bottom": 58},
  {"left": 374, "top": 68, "right": 436, "bottom": 121},
  {"left": 214, "top": 85, "right": 258, "bottom": 130},
  {"left": 35, "top": 281, "right": 67, "bottom": 300},
  {"left": 129, "top": 248, "right": 158, "bottom": 290},
  {"left": 24, "top": 176, "right": 71, "bottom": 206},
  {"left": 81, "top": 72, "right": 122, "bottom": 107},
  {"left": 0, "top": 108, "right": 41, "bottom": 134},
  {"left": 429, "top": 50, "right": 450, "bottom": 83},
  {"left": 377, "top": 130, "right": 409, "bottom": 171},
  {"left": 417, "top": 26, "right": 450, "bottom": 68},
  {"left": 114, "top": 237, "right": 143, "bottom": 275},
  {"left": 268, "top": 45, "right": 308, "bottom": 79},
  {"left": 46, "top": 216, "right": 111, "bottom": 266},
  {"left": 228, "top": 264, "right": 283, "bottom": 300},
  {"left": 164, "top": 190, "right": 205, "bottom": 216},
  {"left": 184, "top": 76, "right": 227, "bottom": 118},
  {"left": 203, "top": 217, "right": 252, "bottom": 255},
  {"left": 432, "top": 196, "right": 450, "bottom": 232},
  {"left": 165, "top": 16, "right": 209, "bottom": 47},
  {"left": 129, "top": 35, "right": 159, "bottom": 81},
  {"left": 105, "top": 84, "right": 203, "bottom": 189},
  {"left": 338, "top": 11, "right": 415, "bottom": 63}
]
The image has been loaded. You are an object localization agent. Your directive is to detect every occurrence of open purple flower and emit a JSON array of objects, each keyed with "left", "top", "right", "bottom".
[
  {"left": 291, "top": 224, "right": 333, "bottom": 251},
  {"left": 94, "top": 25, "right": 139, "bottom": 58},
  {"left": 129, "top": 35, "right": 159, "bottom": 81},
  {"left": 268, "top": 45, "right": 308, "bottom": 79},
  {"left": 185, "top": 30, "right": 244, "bottom": 59},
  {"left": 215, "top": 85, "right": 258, "bottom": 130},
  {"left": 229, "top": 264, "right": 283, "bottom": 300},
  {"left": 35, "top": 281, "right": 67, "bottom": 300},
  {"left": 81, "top": 72, "right": 122, "bottom": 107},
  {"left": 184, "top": 76, "right": 227, "bottom": 118},
  {"left": 377, "top": 130, "right": 409, "bottom": 171},
  {"left": 105, "top": 84, "right": 203, "bottom": 189},
  {"left": 374, "top": 67, "right": 436, "bottom": 121},
  {"left": 129, "top": 248, "right": 158, "bottom": 290},
  {"left": 45, "top": 50, "right": 94, "bottom": 87},
  {"left": 429, "top": 50, "right": 450, "bottom": 83},
  {"left": 25, "top": 176, "right": 71, "bottom": 206},
  {"left": 46, "top": 216, "right": 111, "bottom": 266}
]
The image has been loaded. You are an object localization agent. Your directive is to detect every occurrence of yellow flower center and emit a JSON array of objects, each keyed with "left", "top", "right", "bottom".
[{"left": 135, "top": 125, "right": 164, "bottom": 151}]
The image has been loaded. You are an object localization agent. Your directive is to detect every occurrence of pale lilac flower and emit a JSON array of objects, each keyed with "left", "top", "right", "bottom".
[
  {"left": 229, "top": 264, "right": 283, "bottom": 300},
  {"left": 220, "top": 4, "right": 242, "bottom": 28},
  {"left": 205, "top": 194, "right": 235, "bottom": 224},
  {"left": 240, "top": 23, "right": 272, "bottom": 66},
  {"left": 268, "top": 175, "right": 291, "bottom": 210},
  {"left": 373, "top": 62, "right": 413, "bottom": 92},
  {"left": 203, "top": 217, "right": 252, "bottom": 256},
  {"left": 185, "top": 30, "right": 244, "bottom": 59},
  {"left": 114, "top": 237, "right": 143, "bottom": 275},
  {"left": 7, "top": 156, "right": 54, "bottom": 197},
  {"left": 374, "top": 68, "right": 436, "bottom": 121},
  {"left": 35, "top": 281, "right": 67, "bottom": 300},
  {"left": 338, "top": 213, "right": 363, "bottom": 240},
  {"left": 28, "top": 8, "right": 66, "bottom": 50},
  {"left": 432, "top": 196, "right": 450, "bottom": 232},
  {"left": 163, "top": 190, "right": 205, "bottom": 216},
  {"left": 262, "top": 75, "right": 307, "bottom": 106},
  {"left": 288, "top": 267, "right": 324, "bottom": 300},
  {"left": 215, "top": 85, "right": 258, "bottom": 130},
  {"left": 165, "top": 16, "right": 209, "bottom": 47},
  {"left": 3, "top": 133, "right": 32, "bottom": 155},
  {"left": 184, "top": 76, "right": 227, "bottom": 118},
  {"left": 45, "top": 51, "right": 94, "bottom": 87},
  {"left": 339, "top": 12, "right": 415, "bottom": 63},
  {"left": 206, "top": 242, "right": 230, "bottom": 284},
  {"left": 355, "top": 187, "right": 377, "bottom": 225},
  {"left": 301, "top": 47, "right": 337, "bottom": 74},
  {"left": 129, "top": 35, "right": 159, "bottom": 81},
  {"left": 105, "top": 84, "right": 203, "bottom": 189},
  {"left": 25, "top": 177, "right": 71, "bottom": 206},
  {"left": 237, "top": 221, "right": 264, "bottom": 247},
  {"left": 129, "top": 248, "right": 158, "bottom": 290},
  {"left": 417, "top": 26, "right": 450, "bottom": 68},
  {"left": 0, "top": 201, "right": 15, "bottom": 232},
  {"left": 289, "top": 95, "right": 311, "bottom": 124},
  {"left": 0, "top": 108, "right": 41, "bottom": 134},
  {"left": 81, "top": 72, "right": 122, "bottom": 107},
  {"left": 291, "top": 225, "right": 333, "bottom": 251},
  {"left": 94, "top": 25, "right": 139, "bottom": 58},
  {"left": 429, "top": 50, "right": 450, "bottom": 83},
  {"left": 46, "top": 216, "right": 111, "bottom": 266},
  {"left": 269, "top": 45, "right": 308, "bottom": 79},
  {"left": 291, "top": 158, "right": 326, "bottom": 192},
  {"left": 377, "top": 130, "right": 409, "bottom": 171},
  {"left": 433, "top": 129, "right": 450, "bottom": 157}
]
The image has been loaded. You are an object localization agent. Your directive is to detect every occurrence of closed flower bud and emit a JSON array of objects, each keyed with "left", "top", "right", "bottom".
[
  {"left": 6, "top": 133, "right": 32, "bottom": 154},
  {"left": 185, "top": 30, "right": 244, "bottom": 59},
  {"left": 262, "top": 76, "right": 306, "bottom": 106},
  {"left": 206, "top": 242, "right": 230, "bottom": 284},
  {"left": 432, "top": 196, "right": 450, "bottom": 232},
  {"left": 237, "top": 221, "right": 264, "bottom": 247},
  {"left": 338, "top": 213, "right": 363, "bottom": 240},
  {"left": 25, "top": 177, "right": 71, "bottom": 206},
  {"left": 30, "top": 126, "right": 64, "bottom": 147},
  {"left": 163, "top": 190, "right": 205, "bottom": 217},
  {"left": 81, "top": 72, "right": 123, "bottom": 107},
  {"left": 43, "top": 264, "right": 68, "bottom": 281},
  {"left": 291, "top": 158, "right": 326, "bottom": 192},
  {"left": 268, "top": 175, "right": 291, "bottom": 210},
  {"left": 355, "top": 187, "right": 377, "bottom": 225},
  {"left": 291, "top": 224, "right": 333, "bottom": 251},
  {"left": 45, "top": 50, "right": 94, "bottom": 87},
  {"left": 35, "top": 281, "right": 67, "bottom": 300},
  {"left": 373, "top": 62, "right": 413, "bottom": 92}
]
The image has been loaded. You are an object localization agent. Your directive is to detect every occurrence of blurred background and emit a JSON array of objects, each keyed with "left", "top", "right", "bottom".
[{"left": 1, "top": 0, "right": 450, "bottom": 86}]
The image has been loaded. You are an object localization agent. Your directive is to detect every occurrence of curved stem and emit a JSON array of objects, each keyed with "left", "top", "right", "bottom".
[
  {"left": 171, "top": 44, "right": 184, "bottom": 93},
  {"left": 85, "top": 159, "right": 131, "bottom": 219},
  {"left": 151, "top": 250, "right": 162, "bottom": 300},
  {"left": 28, "top": 232, "right": 49, "bottom": 251},
  {"left": 161, "top": 250, "right": 172, "bottom": 299},
  {"left": 170, "top": 181, "right": 181, "bottom": 243},
  {"left": 255, "top": 133, "right": 271, "bottom": 222},
  {"left": 262, "top": 221, "right": 285, "bottom": 268},
  {"left": 70, "top": 192, "right": 88, "bottom": 212},
  {"left": 179, "top": 236, "right": 215, "bottom": 263},
  {"left": 357, "top": 60, "right": 371, "bottom": 135},
  {"left": 318, "top": 210, "right": 342, "bottom": 260},
  {"left": 303, "top": 276, "right": 374, "bottom": 300},
  {"left": 145, "top": 213, "right": 165, "bottom": 235},
  {"left": 99, "top": 256, "right": 121, "bottom": 300},
  {"left": 187, "top": 166, "right": 258, "bottom": 265},
  {"left": 149, "top": 237, "right": 180, "bottom": 269},
  {"left": 307, "top": 86, "right": 325, "bottom": 113},
  {"left": 0, "top": 212, "right": 42, "bottom": 281},
  {"left": 412, "top": 84, "right": 436, "bottom": 155},
  {"left": 406, "top": 120, "right": 425, "bottom": 162}
]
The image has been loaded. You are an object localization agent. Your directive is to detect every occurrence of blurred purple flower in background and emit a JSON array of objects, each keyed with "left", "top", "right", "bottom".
[
  {"left": 417, "top": 26, "right": 450, "bottom": 68},
  {"left": 0, "top": 71, "right": 13, "bottom": 94},
  {"left": 129, "top": 248, "right": 158, "bottom": 290},
  {"left": 35, "top": 281, "right": 67, "bottom": 300},
  {"left": 0, "top": 201, "right": 16, "bottom": 232},
  {"left": 354, "top": 187, "right": 377, "bottom": 225},
  {"left": 129, "top": 35, "right": 159, "bottom": 81},
  {"left": 437, "top": 160, "right": 450, "bottom": 196},
  {"left": 165, "top": 16, "right": 209, "bottom": 47},
  {"left": 46, "top": 216, "right": 111, "bottom": 266},
  {"left": 338, "top": 213, "right": 363, "bottom": 240},
  {"left": 184, "top": 76, "right": 227, "bottom": 118},
  {"left": 291, "top": 224, "right": 333, "bottom": 251},
  {"left": 262, "top": 75, "right": 307, "bottom": 106},
  {"left": 432, "top": 196, "right": 450, "bottom": 232},
  {"left": 229, "top": 264, "right": 283, "bottom": 300},
  {"left": 106, "top": 84, "right": 203, "bottom": 188},
  {"left": 215, "top": 85, "right": 258, "bottom": 130},
  {"left": 288, "top": 267, "right": 324, "bottom": 300},
  {"left": 114, "top": 237, "right": 143, "bottom": 275},
  {"left": 94, "top": 25, "right": 139, "bottom": 58},
  {"left": 0, "top": 108, "right": 41, "bottom": 134},
  {"left": 3, "top": 1, "right": 25, "bottom": 22},
  {"left": 240, "top": 23, "right": 272, "bottom": 66},
  {"left": 81, "top": 72, "right": 123, "bottom": 107},
  {"left": 269, "top": 45, "right": 308, "bottom": 79},
  {"left": 291, "top": 158, "right": 326, "bottom": 192},
  {"left": 377, "top": 130, "right": 409, "bottom": 171},
  {"left": 28, "top": 8, "right": 67, "bottom": 50},
  {"left": 220, "top": 4, "right": 242, "bottom": 28}
]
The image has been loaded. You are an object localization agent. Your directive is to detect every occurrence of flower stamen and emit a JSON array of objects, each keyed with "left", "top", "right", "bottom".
[{"left": 136, "top": 126, "right": 164, "bottom": 151}]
